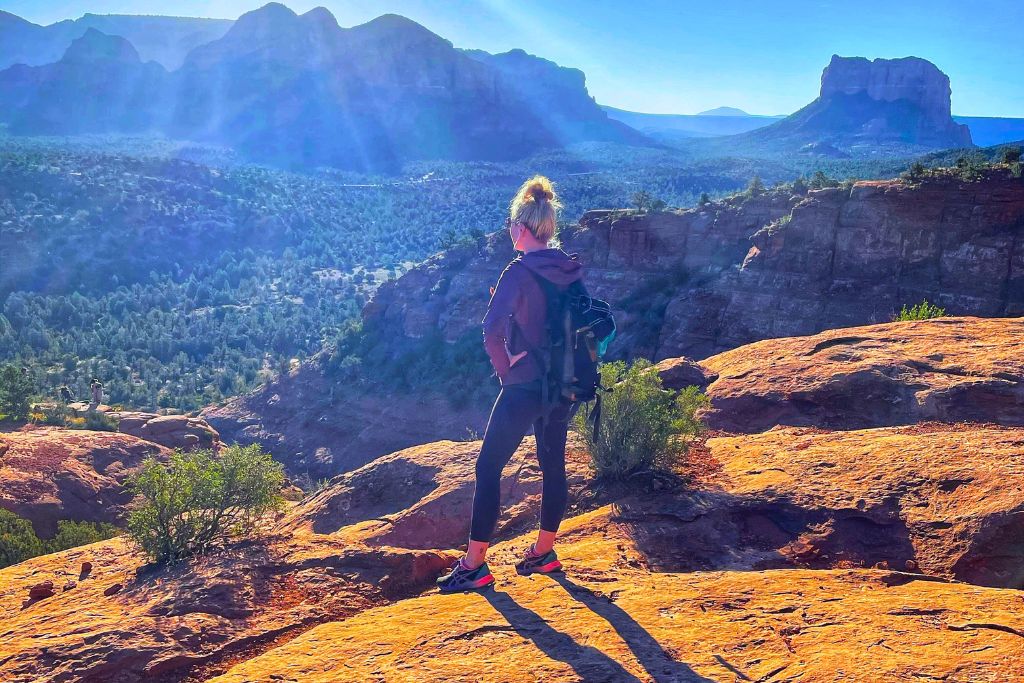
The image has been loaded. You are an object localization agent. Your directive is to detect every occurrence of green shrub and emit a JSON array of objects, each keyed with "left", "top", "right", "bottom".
[
  {"left": 126, "top": 444, "right": 285, "bottom": 564},
  {"left": 895, "top": 300, "right": 947, "bottom": 321},
  {"left": 46, "top": 520, "right": 118, "bottom": 553},
  {"left": 82, "top": 410, "right": 119, "bottom": 432},
  {"left": 573, "top": 359, "right": 709, "bottom": 481},
  {"left": 746, "top": 175, "right": 765, "bottom": 196},
  {"left": 34, "top": 403, "right": 70, "bottom": 426},
  {"left": 0, "top": 365, "right": 34, "bottom": 422},
  {"left": 0, "top": 509, "right": 45, "bottom": 568},
  {"left": 1002, "top": 147, "right": 1022, "bottom": 165}
]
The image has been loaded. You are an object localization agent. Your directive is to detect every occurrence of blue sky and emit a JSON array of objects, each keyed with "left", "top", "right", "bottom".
[{"left": 7, "top": 0, "right": 1023, "bottom": 117}]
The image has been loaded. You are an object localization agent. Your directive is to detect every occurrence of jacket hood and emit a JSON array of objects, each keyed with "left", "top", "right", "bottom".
[{"left": 517, "top": 248, "right": 583, "bottom": 286}]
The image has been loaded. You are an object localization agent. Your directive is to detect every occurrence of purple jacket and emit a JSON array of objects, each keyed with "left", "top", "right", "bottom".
[{"left": 481, "top": 248, "right": 584, "bottom": 385}]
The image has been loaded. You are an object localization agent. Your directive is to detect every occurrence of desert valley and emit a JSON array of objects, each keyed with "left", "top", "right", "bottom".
[{"left": 1, "top": 3, "right": 1023, "bottom": 682}]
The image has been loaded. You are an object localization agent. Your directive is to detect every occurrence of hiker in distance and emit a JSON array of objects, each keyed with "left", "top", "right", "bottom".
[{"left": 437, "top": 175, "right": 614, "bottom": 592}]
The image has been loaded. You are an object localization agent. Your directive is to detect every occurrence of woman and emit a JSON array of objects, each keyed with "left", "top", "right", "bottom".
[{"left": 437, "top": 175, "right": 583, "bottom": 592}]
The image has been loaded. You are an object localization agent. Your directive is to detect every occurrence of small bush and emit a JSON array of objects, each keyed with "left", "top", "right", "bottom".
[
  {"left": 895, "top": 300, "right": 947, "bottom": 321},
  {"left": 126, "top": 444, "right": 285, "bottom": 564},
  {"left": 46, "top": 520, "right": 118, "bottom": 553},
  {"left": 1003, "top": 147, "right": 1022, "bottom": 164},
  {"left": 0, "top": 511, "right": 117, "bottom": 569},
  {"left": 82, "top": 410, "right": 119, "bottom": 432},
  {"left": 573, "top": 359, "right": 709, "bottom": 481},
  {"left": 0, "top": 509, "right": 45, "bottom": 568}
]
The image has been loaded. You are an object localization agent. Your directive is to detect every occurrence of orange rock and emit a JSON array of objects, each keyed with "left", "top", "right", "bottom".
[
  {"left": 0, "top": 536, "right": 453, "bottom": 682},
  {"left": 697, "top": 317, "right": 1024, "bottom": 432},
  {"left": 280, "top": 437, "right": 592, "bottom": 550},
  {"left": 0, "top": 427, "right": 171, "bottom": 536},
  {"left": 27, "top": 580, "right": 54, "bottom": 600},
  {"left": 208, "top": 507, "right": 1024, "bottom": 683},
  {"left": 707, "top": 424, "right": 1024, "bottom": 587}
]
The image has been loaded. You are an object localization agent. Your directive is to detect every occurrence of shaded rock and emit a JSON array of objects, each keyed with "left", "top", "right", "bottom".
[
  {"left": 652, "top": 356, "right": 712, "bottom": 390},
  {"left": 279, "top": 437, "right": 592, "bottom": 550},
  {"left": 0, "top": 427, "right": 171, "bottom": 536},
  {"left": 27, "top": 580, "right": 54, "bottom": 600},
  {"left": 111, "top": 411, "right": 221, "bottom": 452},
  {"left": 705, "top": 425, "right": 1024, "bottom": 587},
  {"left": 102, "top": 583, "right": 122, "bottom": 596},
  {"left": 699, "top": 317, "right": 1024, "bottom": 432}
]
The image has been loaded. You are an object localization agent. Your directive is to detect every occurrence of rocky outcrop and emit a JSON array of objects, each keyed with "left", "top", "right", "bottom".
[
  {"left": 0, "top": 427, "right": 169, "bottom": 537},
  {"left": 734, "top": 55, "right": 973, "bottom": 153},
  {"left": 208, "top": 172, "right": 1024, "bottom": 473},
  {"left": 111, "top": 411, "right": 221, "bottom": 452},
  {"left": 0, "top": 535, "right": 452, "bottom": 682},
  {"left": 5, "top": 417, "right": 1024, "bottom": 680},
  {"left": 686, "top": 317, "right": 1024, "bottom": 432},
  {"left": 818, "top": 55, "right": 972, "bottom": 147},
  {"left": 279, "top": 437, "right": 592, "bottom": 549},
  {"left": 209, "top": 506, "right": 1024, "bottom": 683}
]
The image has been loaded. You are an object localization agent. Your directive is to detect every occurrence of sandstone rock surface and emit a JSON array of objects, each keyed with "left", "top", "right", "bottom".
[
  {"left": 279, "top": 437, "right": 592, "bottom": 549},
  {"left": 696, "top": 317, "right": 1024, "bottom": 432},
  {"left": 0, "top": 427, "right": 169, "bottom": 536},
  {"left": 707, "top": 425, "right": 1024, "bottom": 587},
  {"left": 209, "top": 505, "right": 1024, "bottom": 683},
  {"left": 0, "top": 535, "right": 452, "bottom": 682}
]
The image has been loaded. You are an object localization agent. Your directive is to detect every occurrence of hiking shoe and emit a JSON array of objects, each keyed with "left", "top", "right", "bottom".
[
  {"left": 515, "top": 547, "right": 563, "bottom": 576},
  {"left": 436, "top": 559, "right": 495, "bottom": 592}
]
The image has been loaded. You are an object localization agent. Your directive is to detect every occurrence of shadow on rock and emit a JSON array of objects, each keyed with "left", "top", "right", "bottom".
[{"left": 545, "top": 574, "right": 715, "bottom": 683}]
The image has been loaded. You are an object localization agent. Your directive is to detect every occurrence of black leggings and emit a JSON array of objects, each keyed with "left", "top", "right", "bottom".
[{"left": 469, "top": 384, "right": 571, "bottom": 543}]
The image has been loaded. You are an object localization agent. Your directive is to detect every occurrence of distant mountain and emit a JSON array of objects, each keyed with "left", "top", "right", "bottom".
[
  {"left": 0, "top": 10, "right": 232, "bottom": 70},
  {"left": 0, "top": 4, "right": 644, "bottom": 170},
  {"left": 0, "top": 29, "right": 168, "bottom": 134},
  {"left": 697, "top": 106, "right": 753, "bottom": 116},
  {"left": 734, "top": 55, "right": 973, "bottom": 154},
  {"left": 463, "top": 49, "right": 646, "bottom": 146},
  {"left": 602, "top": 106, "right": 784, "bottom": 140}
]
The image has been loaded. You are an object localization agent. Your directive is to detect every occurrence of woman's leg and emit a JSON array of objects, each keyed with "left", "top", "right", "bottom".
[
  {"left": 467, "top": 387, "right": 540, "bottom": 566},
  {"left": 532, "top": 400, "right": 571, "bottom": 553}
]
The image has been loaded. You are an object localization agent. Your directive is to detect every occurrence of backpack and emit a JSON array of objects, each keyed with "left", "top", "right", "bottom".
[{"left": 513, "top": 261, "right": 616, "bottom": 437}]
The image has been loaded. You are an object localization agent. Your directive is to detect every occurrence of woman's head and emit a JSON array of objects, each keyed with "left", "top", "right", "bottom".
[{"left": 508, "top": 175, "right": 562, "bottom": 248}]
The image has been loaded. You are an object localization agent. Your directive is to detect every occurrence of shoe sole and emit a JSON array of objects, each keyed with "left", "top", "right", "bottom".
[
  {"left": 437, "top": 573, "right": 495, "bottom": 593},
  {"left": 516, "top": 559, "right": 563, "bottom": 576}
]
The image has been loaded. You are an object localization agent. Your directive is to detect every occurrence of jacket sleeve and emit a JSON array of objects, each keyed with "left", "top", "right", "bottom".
[{"left": 481, "top": 265, "right": 521, "bottom": 379}]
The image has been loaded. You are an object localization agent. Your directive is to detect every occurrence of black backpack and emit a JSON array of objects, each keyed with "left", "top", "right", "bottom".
[{"left": 514, "top": 260, "right": 616, "bottom": 435}]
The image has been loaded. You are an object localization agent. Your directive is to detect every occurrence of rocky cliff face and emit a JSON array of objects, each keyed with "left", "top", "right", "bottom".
[
  {"left": 206, "top": 171, "right": 1024, "bottom": 475},
  {"left": 736, "top": 55, "right": 973, "bottom": 153}
]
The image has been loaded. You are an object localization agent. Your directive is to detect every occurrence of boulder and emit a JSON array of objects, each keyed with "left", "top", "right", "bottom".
[
  {"left": 111, "top": 411, "right": 220, "bottom": 452},
  {"left": 698, "top": 317, "right": 1024, "bottom": 432},
  {"left": 279, "top": 437, "right": 592, "bottom": 550},
  {"left": 27, "top": 580, "right": 54, "bottom": 600},
  {"left": 0, "top": 427, "right": 170, "bottom": 536}
]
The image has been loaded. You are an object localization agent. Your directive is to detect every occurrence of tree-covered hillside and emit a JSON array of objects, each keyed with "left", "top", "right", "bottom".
[{"left": 0, "top": 135, "right": 927, "bottom": 410}]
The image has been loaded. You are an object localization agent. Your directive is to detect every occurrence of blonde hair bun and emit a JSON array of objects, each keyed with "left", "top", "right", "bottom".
[
  {"left": 510, "top": 175, "right": 562, "bottom": 243},
  {"left": 525, "top": 178, "right": 555, "bottom": 203}
]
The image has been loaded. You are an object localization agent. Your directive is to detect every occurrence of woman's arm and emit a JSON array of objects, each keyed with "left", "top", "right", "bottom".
[{"left": 481, "top": 264, "right": 522, "bottom": 380}]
